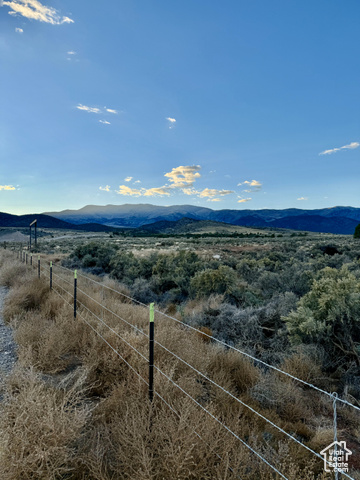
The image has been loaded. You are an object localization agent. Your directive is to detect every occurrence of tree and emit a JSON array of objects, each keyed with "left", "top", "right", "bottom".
[
  {"left": 283, "top": 266, "right": 360, "bottom": 367},
  {"left": 354, "top": 224, "right": 360, "bottom": 239}
]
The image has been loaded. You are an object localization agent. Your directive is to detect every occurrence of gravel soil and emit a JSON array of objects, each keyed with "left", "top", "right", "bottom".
[{"left": 0, "top": 287, "right": 17, "bottom": 378}]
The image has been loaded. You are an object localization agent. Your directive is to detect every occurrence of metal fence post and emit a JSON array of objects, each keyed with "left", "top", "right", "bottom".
[
  {"left": 333, "top": 393, "right": 339, "bottom": 480},
  {"left": 50, "top": 261, "right": 52, "bottom": 290},
  {"left": 38, "top": 255, "right": 40, "bottom": 278},
  {"left": 26, "top": 253, "right": 28, "bottom": 265},
  {"left": 149, "top": 302, "right": 155, "bottom": 402},
  {"left": 74, "top": 270, "right": 77, "bottom": 319}
]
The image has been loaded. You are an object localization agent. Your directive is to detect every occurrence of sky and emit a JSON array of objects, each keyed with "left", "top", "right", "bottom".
[{"left": 0, "top": 0, "right": 359, "bottom": 215}]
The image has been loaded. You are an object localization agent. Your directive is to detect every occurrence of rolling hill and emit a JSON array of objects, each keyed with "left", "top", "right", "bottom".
[{"left": 0, "top": 213, "right": 117, "bottom": 232}]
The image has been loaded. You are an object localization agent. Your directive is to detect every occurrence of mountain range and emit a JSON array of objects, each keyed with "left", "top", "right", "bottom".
[{"left": 42, "top": 204, "right": 360, "bottom": 235}]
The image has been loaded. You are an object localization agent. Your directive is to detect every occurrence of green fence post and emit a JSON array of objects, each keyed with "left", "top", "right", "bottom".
[
  {"left": 74, "top": 270, "right": 77, "bottom": 319},
  {"left": 149, "top": 302, "right": 155, "bottom": 402}
]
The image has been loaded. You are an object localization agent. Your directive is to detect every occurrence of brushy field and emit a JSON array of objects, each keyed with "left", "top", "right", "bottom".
[{"left": 0, "top": 248, "right": 359, "bottom": 479}]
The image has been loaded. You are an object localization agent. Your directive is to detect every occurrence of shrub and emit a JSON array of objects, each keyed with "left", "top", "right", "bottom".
[
  {"left": 190, "top": 265, "right": 237, "bottom": 298},
  {"left": 284, "top": 266, "right": 360, "bottom": 369}
]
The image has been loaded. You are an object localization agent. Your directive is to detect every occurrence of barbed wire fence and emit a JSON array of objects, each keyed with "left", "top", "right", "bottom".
[{"left": 7, "top": 247, "right": 360, "bottom": 479}]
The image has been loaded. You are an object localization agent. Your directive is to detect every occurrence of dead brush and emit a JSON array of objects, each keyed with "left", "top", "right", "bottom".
[
  {"left": 0, "top": 367, "right": 91, "bottom": 480},
  {"left": 100, "top": 276, "right": 132, "bottom": 304},
  {"left": 3, "top": 277, "right": 49, "bottom": 322},
  {"left": 79, "top": 317, "right": 148, "bottom": 396},
  {"left": 208, "top": 347, "right": 260, "bottom": 395},
  {"left": 280, "top": 346, "right": 328, "bottom": 387},
  {"left": 251, "top": 372, "right": 312, "bottom": 424},
  {"left": 80, "top": 384, "right": 255, "bottom": 480},
  {"left": 0, "top": 260, "right": 27, "bottom": 288},
  {"left": 13, "top": 308, "right": 85, "bottom": 373}
]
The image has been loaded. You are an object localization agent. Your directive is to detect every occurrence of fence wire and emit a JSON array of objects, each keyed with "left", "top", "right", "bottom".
[{"left": 14, "top": 250, "right": 360, "bottom": 480}]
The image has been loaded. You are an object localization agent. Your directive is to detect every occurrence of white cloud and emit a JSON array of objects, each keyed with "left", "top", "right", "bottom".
[
  {"left": 238, "top": 180, "right": 262, "bottom": 188},
  {"left": 166, "top": 117, "right": 176, "bottom": 129},
  {"left": 67, "top": 51, "right": 76, "bottom": 55},
  {"left": 164, "top": 165, "right": 201, "bottom": 188},
  {"left": 319, "top": 142, "right": 359, "bottom": 155},
  {"left": 182, "top": 187, "right": 199, "bottom": 196},
  {"left": 0, "top": 185, "right": 16, "bottom": 190},
  {"left": 105, "top": 108, "right": 118, "bottom": 114},
  {"left": 238, "top": 198, "right": 252, "bottom": 203},
  {"left": 15, "top": 27, "right": 23, "bottom": 33},
  {"left": 116, "top": 185, "right": 142, "bottom": 196},
  {"left": 199, "top": 188, "right": 234, "bottom": 198},
  {"left": 116, "top": 184, "right": 171, "bottom": 197},
  {"left": 2, "top": 0, "right": 74, "bottom": 24},
  {"left": 77, "top": 104, "right": 101, "bottom": 114},
  {"left": 143, "top": 187, "right": 171, "bottom": 197},
  {"left": 77, "top": 105, "right": 119, "bottom": 119},
  {"left": 297, "top": 197, "right": 308, "bottom": 201},
  {"left": 99, "top": 185, "right": 111, "bottom": 192},
  {"left": 113, "top": 164, "right": 238, "bottom": 202}
]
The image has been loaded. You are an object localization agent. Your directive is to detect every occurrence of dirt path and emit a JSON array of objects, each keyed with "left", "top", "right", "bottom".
[{"left": 0, "top": 287, "right": 17, "bottom": 379}]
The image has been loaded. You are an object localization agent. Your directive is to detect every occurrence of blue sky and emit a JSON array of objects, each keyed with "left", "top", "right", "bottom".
[{"left": 1, "top": 0, "right": 359, "bottom": 215}]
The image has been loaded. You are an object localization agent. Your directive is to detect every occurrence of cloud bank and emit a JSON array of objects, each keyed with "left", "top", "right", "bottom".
[{"left": 103, "top": 165, "right": 260, "bottom": 204}]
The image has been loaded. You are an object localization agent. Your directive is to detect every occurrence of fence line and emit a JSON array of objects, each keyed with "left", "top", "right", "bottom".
[
  {"left": 45, "top": 267, "right": 289, "bottom": 479},
  {"left": 11, "top": 249, "right": 360, "bottom": 479},
  {"left": 47, "top": 257, "right": 360, "bottom": 413},
  {"left": 51, "top": 270, "right": 358, "bottom": 477}
]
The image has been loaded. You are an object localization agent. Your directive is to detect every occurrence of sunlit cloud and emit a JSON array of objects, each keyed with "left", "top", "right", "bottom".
[
  {"left": 238, "top": 198, "right": 252, "bottom": 203},
  {"left": 99, "top": 120, "right": 111, "bottom": 125},
  {"left": 116, "top": 185, "right": 142, "bottom": 196},
  {"left": 164, "top": 165, "right": 201, "bottom": 188},
  {"left": 199, "top": 188, "right": 234, "bottom": 198},
  {"left": 143, "top": 187, "right": 171, "bottom": 197},
  {"left": 15, "top": 27, "right": 23, "bottom": 33},
  {"left": 297, "top": 197, "right": 308, "bottom": 201},
  {"left": 182, "top": 187, "right": 199, "bottom": 196},
  {"left": 2, "top": 0, "right": 74, "bottom": 24},
  {"left": 0, "top": 185, "right": 16, "bottom": 191},
  {"left": 319, "top": 142, "right": 359, "bottom": 155},
  {"left": 99, "top": 185, "right": 111, "bottom": 192},
  {"left": 166, "top": 117, "right": 176, "bottom": 129},
  {"left": 77, "top": 104, "right": 101, "bottom": 114},
  {"left": 238, "top": 180, "right": 262, "bottom": 188},
  {"left": 112, "top": 164, "right": 239, "bottom": 202}
]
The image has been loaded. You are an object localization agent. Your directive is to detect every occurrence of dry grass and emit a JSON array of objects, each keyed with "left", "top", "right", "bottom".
[
  {"left": 0, "top": 367, "right": 90, "bottom": 480},
  {"left": 1, "top": 250, "right": 359, "bottom": 479}
]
